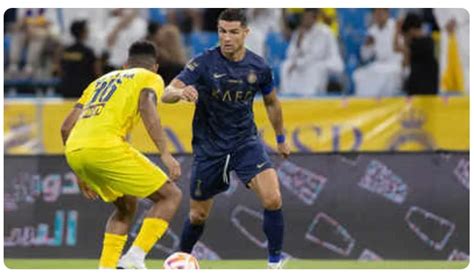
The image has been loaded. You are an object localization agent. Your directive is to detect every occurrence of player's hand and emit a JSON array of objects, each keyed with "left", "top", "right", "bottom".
[
  {"left": 161, "top": 153, "right": 182, "bottom": 181},
  {"left": 180, "top": 86, "right": 198, "bottom": 102},
  {"left": 277, "top": 142, "right": 290, "bottom": 159},
  {"left": 77, "top": 177, "right": 99, "bottom": 200}
]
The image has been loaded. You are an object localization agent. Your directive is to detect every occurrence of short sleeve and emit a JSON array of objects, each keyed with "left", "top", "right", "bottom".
[
  {"left": 176, "top": 53, "right": 205, "bottom": 85},
  {"left": 152, "top": 75, "right": 165, "bottom": 100},
  {"left": 76, "top": 81, "right": 95, "bottom": 106},
  {"left": 141, "top": 72, "right": 165, "bottom": 101},
  {"left": 260, "top": 65, "right": 274, "bottom": 96}
]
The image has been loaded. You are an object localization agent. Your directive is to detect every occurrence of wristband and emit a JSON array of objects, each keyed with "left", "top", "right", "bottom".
[{"left": 276, "top": 134, "right": 285, "bottom": 144}]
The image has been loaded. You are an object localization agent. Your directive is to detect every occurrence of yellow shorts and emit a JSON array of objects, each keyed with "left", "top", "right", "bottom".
[{"left": 65, "top": 144, "right": 168, "bottom": 203}]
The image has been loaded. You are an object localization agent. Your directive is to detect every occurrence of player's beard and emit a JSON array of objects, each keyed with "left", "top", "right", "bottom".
[
  {"left": 222, "top": 43, "right": 235, "bottom": 53},
  {"left": 230, "top": 43, "right": 245, "bottom": 56},
  {"left": 220, "top": 41, "right": 245, "bottom": 60}
]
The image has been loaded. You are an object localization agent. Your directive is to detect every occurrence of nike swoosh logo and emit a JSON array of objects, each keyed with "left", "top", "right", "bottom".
[
  {"left": 257, "top": 162, "right": 267, "bottom": 169},
  {"left": 213, "top": 73, "right": 226, "bottom": 78}
]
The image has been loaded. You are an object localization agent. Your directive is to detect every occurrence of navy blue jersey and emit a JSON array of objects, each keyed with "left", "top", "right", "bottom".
[{"left": 177, "top": 47, "right": 274, "bottom": 158}]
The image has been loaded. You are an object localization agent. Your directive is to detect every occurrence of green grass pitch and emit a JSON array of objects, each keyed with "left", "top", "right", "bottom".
[{"left": 3, "top": 259, "right": 469, "bottom": 269}]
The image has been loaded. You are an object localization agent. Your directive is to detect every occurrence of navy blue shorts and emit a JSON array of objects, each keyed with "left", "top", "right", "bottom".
[{"left": 190, "top": 139, "right": 273, "bottom": 200}]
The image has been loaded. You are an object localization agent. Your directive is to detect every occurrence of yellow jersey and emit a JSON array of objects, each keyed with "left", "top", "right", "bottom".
[{"left": 65, "top": 68, "right": 164, "bottom": 152}]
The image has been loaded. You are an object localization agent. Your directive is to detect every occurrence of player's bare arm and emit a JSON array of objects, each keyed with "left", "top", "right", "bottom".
[
  {"left": 139, "top": 88, "right": 181, "bottom": 181},
  {"left": 60, "top": 103, "right": 83, "bottom": 145},
  {"left": 263, "top": 89, "right": 290, "bottom": 159},
  {"left": 162, "top": 78, "right": 198, "bottom": 103}
]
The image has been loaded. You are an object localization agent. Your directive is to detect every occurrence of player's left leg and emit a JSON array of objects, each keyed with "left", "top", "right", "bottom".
[
  {"left": 232, "top": 140, "right": 285, "bottom": 268},
  {"left": 119, "top": 181, "right": 182, "bottom": 269},
  {"left": 180, "top": 198, "right": 214, "bottom": 253},
  {"left": 99, "top": 195, "right": 138, "bottom": 269},
  {"left": 248, "top": 168, "right": 285, "bottom": 268}
]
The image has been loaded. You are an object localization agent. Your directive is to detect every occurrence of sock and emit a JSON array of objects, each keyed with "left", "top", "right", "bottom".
[
  {"left": 179, "top": 218, "right": 205, "bottom": 253},
  {"left": 99, "top": 233, "right": 128, "bottom": 269},
  {"left": 131, "top": 218, "right": 169, "bottom": 259},
  {"left": 263, "top": 208, "right": 284, "bottom": 263}
]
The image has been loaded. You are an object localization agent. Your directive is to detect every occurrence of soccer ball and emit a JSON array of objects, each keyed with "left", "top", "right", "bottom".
[{"left": 163, "top": 252, "right": 200, "bottom": 269}]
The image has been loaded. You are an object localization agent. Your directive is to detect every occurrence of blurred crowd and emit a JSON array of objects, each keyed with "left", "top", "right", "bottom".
[{"left": 3, "top": 8, "right": 469, "bottom": 98}]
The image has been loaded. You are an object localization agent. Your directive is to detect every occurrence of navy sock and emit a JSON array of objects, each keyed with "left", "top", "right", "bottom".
[
  {"left": 263, "top": 208, "right": 284, "bottom": 263},
  {"left": 179, "top": 218, "right": 205, "bottom": 253}
]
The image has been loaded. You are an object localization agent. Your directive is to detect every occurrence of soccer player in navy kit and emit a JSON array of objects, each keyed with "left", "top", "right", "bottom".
[{"left": 162, "top": 9, "right": 290, "bottom": 268}]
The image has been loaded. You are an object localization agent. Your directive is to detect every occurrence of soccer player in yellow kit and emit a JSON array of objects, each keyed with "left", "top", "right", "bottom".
[{"left": 61, "top": 40, "right": 183, "bottom": 269}]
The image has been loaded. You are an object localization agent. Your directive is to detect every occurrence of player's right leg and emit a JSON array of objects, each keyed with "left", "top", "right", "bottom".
[
  {"left": 179, "top": 155, "right": 230, "bottom": 253},
  {"left": 180, "top": 198, "right": 214, "bottom": 253}
]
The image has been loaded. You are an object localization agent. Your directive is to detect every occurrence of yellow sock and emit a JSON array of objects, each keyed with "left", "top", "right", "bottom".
[
  {"left": 99, "top": 233, "right": 127, "bottom": 269},
  {"left": 133, "top": 218, "right": 169, "bottom": 253}
]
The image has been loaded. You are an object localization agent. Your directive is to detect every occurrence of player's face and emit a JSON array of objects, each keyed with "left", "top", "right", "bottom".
[{"left": 218, "top": 20, "right": 249, "bottom": 54}]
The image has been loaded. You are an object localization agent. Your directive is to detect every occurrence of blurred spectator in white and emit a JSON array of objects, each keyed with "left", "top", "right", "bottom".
[
  {"left": 6, "top": 8, "right": 60, "bottom": 79},
  {"left": 151, "top": 24, "right": 187, "bottom": 85},
  {"left": 104, "top": 9, "right": 147, "bottom": 71},
  {"left": 59, "top": 8, "right": 110, "bottom": 57},
  {"left": 353, "top": 8, "right": 403, "bottom": 97},
  {"left": 245, "top": 8, "right": 283, "bottom": 57},
  {"left": 57, "top": 20, "right": 100, "bottom": 98},
  {"left": 434, "top": 8, "right": 469, "bottom": 94},
  {"left": 279, "top": 9, "right": 343, "bottom": 96},
  {"left": 394, "top": 13, "right": 438, "bottom": 95}
]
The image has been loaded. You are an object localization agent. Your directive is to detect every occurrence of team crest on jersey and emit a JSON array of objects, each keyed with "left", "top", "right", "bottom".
[
  {"left": 186, "top": 60, "right": 198, "bottom": 71},
  {"left": 247, "top": 71, "right": 257, "bottom": 84}
]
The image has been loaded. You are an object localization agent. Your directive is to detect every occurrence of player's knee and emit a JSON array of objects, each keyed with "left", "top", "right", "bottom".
[
  {"left": 189, "top": 210, "right": 208, "bottom": 225},
  {"left": 262, "top": 193, "right": 282, "bottom": 210},
  {"left": 115, "top": 200, "right": 137, "bottom": 221},
  {"left": 148, "top": 182, "right": 182, "bottom": 204},
  {"left": 170, "top": 184, "right": 183, "bottom": 206}
]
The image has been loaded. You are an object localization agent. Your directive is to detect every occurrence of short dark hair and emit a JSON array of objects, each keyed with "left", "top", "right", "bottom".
[
  {"left": 70, "top": 20, "right": 87, "bottom": 40},
  {"left": 147, "top": 22, "right": 161, "bottom": 37},
  {"left": 402, "top": 13, "right": 422, "bottom": 33},
  {"left": 128, "top": 40, "right": 157, "bottom": 59},
  {"left": 218, "top": 9, "right": 247, "bottom": 26}
]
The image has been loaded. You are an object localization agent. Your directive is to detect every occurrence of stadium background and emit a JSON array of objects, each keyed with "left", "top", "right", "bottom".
[{"left": 3, "top": 8, "right": 469, "bottom": 268}]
